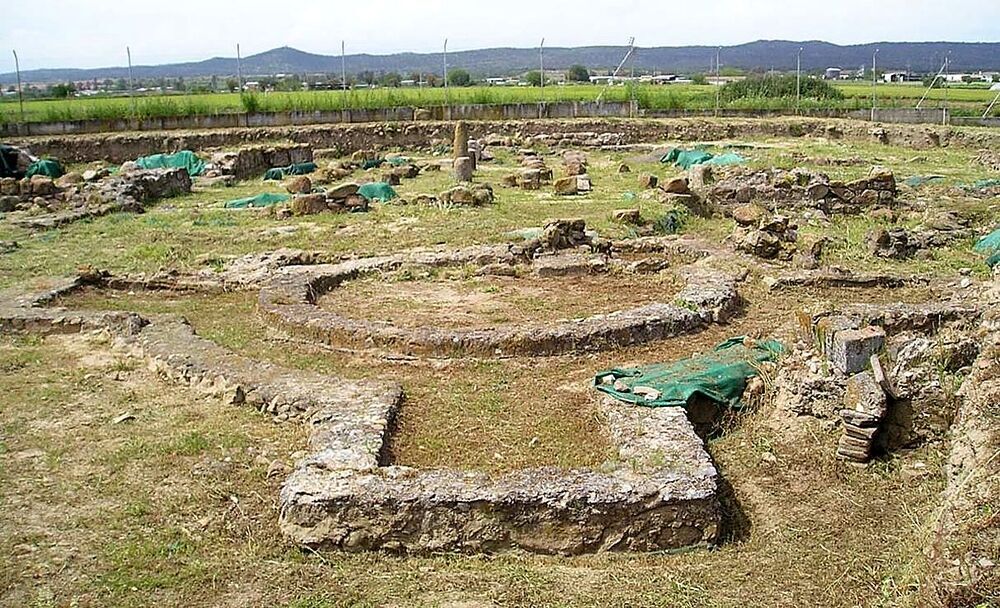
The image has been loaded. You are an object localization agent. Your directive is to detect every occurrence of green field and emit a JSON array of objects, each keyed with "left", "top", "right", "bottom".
[{"left": 1, "top": 82, "right": 996, "bottom": 124}]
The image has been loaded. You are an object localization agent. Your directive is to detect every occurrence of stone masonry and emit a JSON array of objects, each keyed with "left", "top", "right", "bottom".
[{"left": 0, "top": 266, "right": 723, "bottom": 556}]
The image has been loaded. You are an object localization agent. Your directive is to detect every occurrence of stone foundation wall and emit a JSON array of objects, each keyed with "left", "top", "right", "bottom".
[
  {"left": 257, "top": 243, "right": 740, "bottom": 357},
  {"left": 1, "top": 266, "right": 722, "bottom": 556},
  {"left": 281, "top": 402, "right": 719, "bottom": 555},
  {"left": 10, "top": 117, "right": 1000, "bottom": 164}
]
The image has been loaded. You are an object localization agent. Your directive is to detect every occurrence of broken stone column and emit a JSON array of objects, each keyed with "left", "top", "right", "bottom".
[
  {"left": 453, "top": 121, "right": 470, "bottom": 162},
  {"left": 467, "top": 139, "right": 481, "bottom": 171},
  {"left": 453, "top": 157, "right": 474, "bottom": 182},
  {"left": 837, "top": 370, "right": 889, "bottom": 463}
]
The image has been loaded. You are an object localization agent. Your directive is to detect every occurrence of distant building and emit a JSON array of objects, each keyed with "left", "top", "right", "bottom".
[
  {"left": 824, "top": 67, "right": 842, "bottom": 80},
  {"left": 642, "top": 74, "right": 679, "bottom": 84},
  {"left": 882, "top": 71, "right": 909, "bottom": 83},
  {"left": 944, "top": 72, "right": 991, "bottom": 83},
  {"left": 484, "top": 77, "right": 519, "bottom": 86}
]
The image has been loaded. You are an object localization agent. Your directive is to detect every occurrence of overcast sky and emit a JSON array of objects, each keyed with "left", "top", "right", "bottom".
[{"left": 2, "top": 0, "right": 998, "bottom": 71}]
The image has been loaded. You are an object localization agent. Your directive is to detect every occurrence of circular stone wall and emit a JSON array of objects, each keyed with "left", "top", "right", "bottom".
[{"left": 258, "top": 242, "right": 742, "bottom": 357}]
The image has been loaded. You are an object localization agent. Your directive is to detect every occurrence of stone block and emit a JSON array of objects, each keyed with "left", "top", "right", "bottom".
[
  {"left": 662, "top": 176, "right": 690, "bottom": 194},
  {"left": 829, "top": 326, "right": 886, "bottom": 375},
  {"left": 553, "top": 176, "right": 578, "bottom": 196},
  {"left": 290, "top": 194, "right": 328, "bottom": 216},
  {"left": 327, "top": 182, "right": 360, "bottom": 199},
  {"left": 612, "top": 208, "right": 642, "bottom": 224},
  {"left": 285, "top": 176, "right": 312, "bottom": 195},
  {"left": 531, "top": 253, "right": 596, "bottom": 277}
]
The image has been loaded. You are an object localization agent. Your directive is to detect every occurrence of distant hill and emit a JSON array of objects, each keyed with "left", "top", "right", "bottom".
[{"left": 3, "top": 40, "right": 999, "bottom": 84}]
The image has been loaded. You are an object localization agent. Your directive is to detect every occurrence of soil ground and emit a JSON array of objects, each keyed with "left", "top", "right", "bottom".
[
  {"left": 1, "top": 120, "right": 998, "bottom": 606},
  {"left": 318, "top": 270, "right": 683, "bottom": 329}
]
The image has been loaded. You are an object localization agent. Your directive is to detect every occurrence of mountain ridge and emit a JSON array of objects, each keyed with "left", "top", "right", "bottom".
[{"left": 3, "top": 40, "right": 999, "bottom": 84}]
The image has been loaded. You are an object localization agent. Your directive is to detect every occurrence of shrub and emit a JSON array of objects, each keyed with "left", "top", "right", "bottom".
[
  {"left": 447, "top": 69, "right": 472, "bottom": 87},
  {"left": 567, "top": 65, "right": 591, "bottom": 82},
  {"left": 721, "top": 74, "right": 843, "bottom": 102},
  {"left": 240, "top": 92, "right": 260, "bottom": 114}
]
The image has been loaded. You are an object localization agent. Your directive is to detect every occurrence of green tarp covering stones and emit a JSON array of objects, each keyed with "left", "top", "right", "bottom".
[
  {"left": 661, "top": 148, "right": 746, "bottom": 170},
  {"left": 24, "top": 159, "right": 64, "bottom": 179},
  {"left": 595, "top": 337, "right": 784, "bottom": 408},
  {"left": 223, "top": 193, "right": 290, "bottom": 209},
  {"left": 135, "top": 150, "right": 205, "bottom": 177},
  {"left": 358, "top": 182, "right": 398, "bottom": 202},
  {"left": 903, "top": 175, "right": 945, "bottom": 188},
  {"left": 263, "top": 162, "right": 318, "bottom": 181},
  {"left": 974, "top": 227, "right": 1000, "bottom": 268}
]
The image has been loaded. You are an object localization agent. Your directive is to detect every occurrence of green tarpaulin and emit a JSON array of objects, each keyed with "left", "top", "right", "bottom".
[
  {"left": 263, "top": 162, "right": 318, "bottom": 181},
  {"left": 358, "top": 182, "right": 398, "bottom": 202},
  {"left": 903, "top": 175, "right": 945, "bottom": 188},
  {"left": 135, "top": 150, "right": 205, "bottom": 177},
  {"left": 361, "top": 158, "right": 385, "bottom": 170},
  {"left": 707, "top": 152, "right": 747, "bottom": 166},
  {"left": 660, "top": 148, "right": 746, "bottom": 170},
  {"left": 386, "top": 156, "right": 410, "bottom": 166},
  {"left": 595, "top": 337, "right": 784, "bottom": 408},
  {"left": 974, "top": 227, "right": 1000, "bottom": 268},
  {"left": 25, "top": 159, "right": 64, "bottom": 179},
  {"left": 971, "top": 178, "right": 1000, "bottom": 190},
  {"left": 223, "top": 193, "right": 290, "bottom": 209}
]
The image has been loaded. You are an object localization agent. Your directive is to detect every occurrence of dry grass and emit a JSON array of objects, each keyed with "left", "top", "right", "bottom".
[{"left": 0, "top": 331, "right": 947, "bottom": 608}]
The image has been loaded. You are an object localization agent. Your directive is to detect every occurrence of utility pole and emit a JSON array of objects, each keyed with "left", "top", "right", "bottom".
[
  {"left": 12, "top": 50, "right": 24, "bottom": 124},
  {"left": 539, "top": 38, "right": 545, "bottom": 93},
  {"left": 236, "top": 43, "right": 243, "bottom": 92},
  {"left": 596, "top": 37, "right": 634, "bottom": 103},
  {"left": 984, "top": 89, "right": 1000, "bottom": 119},
  {"left": 443, "top": 38, "right": 449, "bottom": 118},
  {"left": 127, "top": 46, "right": 136, "bottom": 118},
  {"left": 916, "top": 56, "right": 948, "bottom": 109},
  {"left": 870, "top": 47, "right": 879, "bottom": 121},
  {"left": 796, "top": 47, "right": 803, "bottom": 115},
  {"left": 943, "top": 53, "right": 949, "bottom": 124},
  {"left": 341, "top": 40, "right": 347, "bottom": 92},
  {"left": 715, "top": 47, "right": 721, "bottom": 117}
]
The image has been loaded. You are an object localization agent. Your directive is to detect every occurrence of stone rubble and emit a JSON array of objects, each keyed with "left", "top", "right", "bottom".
[
  {"left": 210, "top": 144, "right": 313, "bottom": 180},
  {"left": 709, "top": 165, "right": 897, "bottom": 215},
  {"left": 7, "top": 168, "right": 192, "bottom": 230},
  {"left": 275, "top": 181, "right": 373, "bottom": 217},
  {"left": 438, "top": 183, "right": 495, "bottom": 206},
  {"left": 733, "top": 214, "right": 798, "bottom": 260}
]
